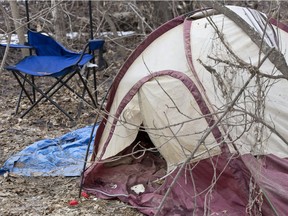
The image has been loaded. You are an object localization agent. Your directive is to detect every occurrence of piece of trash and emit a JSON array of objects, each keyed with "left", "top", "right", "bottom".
[
  {"left": 131, "top": 184, "right": 145, "bottom": 194},
  {"left": 108, "top": 183, "right": 117, "bottom": 189},
  {"left": 81, "top": 191, "right": 89, "bottom": 199},
  {"left": 3, "top": 172, "right": 9, "bottom": 178},
  {"left": 69, "top": 199, "right": 79, "bottom": 206}
]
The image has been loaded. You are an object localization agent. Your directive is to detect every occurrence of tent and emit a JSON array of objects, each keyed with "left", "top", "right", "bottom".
[{"left": 82, "top": 5, "right": 288, "bottom": 215}]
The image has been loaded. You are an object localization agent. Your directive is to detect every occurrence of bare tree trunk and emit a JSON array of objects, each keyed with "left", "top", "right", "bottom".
[
  {"left": 103, "top": 13, "right": 118, "bottom": 37},
  {"left": 152, "top": 2, "right": 173, "bottom": 28},
  {"left": 51, "top": 0, "right": 65, "bottom": 43},
  {"left": 0, "top": 4, "right": 12, "bottom": 70},
  {"left": 9, "top": 1, "right": 28, "bottom": 57}
]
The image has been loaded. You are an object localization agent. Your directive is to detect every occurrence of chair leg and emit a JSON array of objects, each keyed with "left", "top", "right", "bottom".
[
  {"left": 31, "top": 75, "right": 36, "bottom": 102},
  {"left": 15, "top": 71, "right": 74, "bottom": 121},
  {"left": 15, "top": 89, "right": 22, "bottom": 115},
  {"left": 51, "top": 70, "right": 97, "bottom": 108},
  {"left": 76, "top": 70, "right": 97, "bottom": 108},
  {"left": 15, "top": 76, "right": 26, "bottom": 115},
  {"left": 12, "top": 69, "right": 98, "bottom": 120},
  {"left": 93, "top": 67, "right": 98, "bottom": 104},
  {"left": 53, "top": 74, "right": 95, "bottom": 107},
  {"left": 29, "top": 72, "right": 92, "bottom": 110},
  {"left": 42, "top": 73, "right": 77, "bottom": 103},
  {"left": 12, "top": 73, "right": 34, "bottom": 115},
  {"left": 76, "top": 68, "right": 91, "bottom": 119}
]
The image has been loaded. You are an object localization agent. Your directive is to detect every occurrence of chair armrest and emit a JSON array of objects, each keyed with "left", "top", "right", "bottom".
[
  {"left": 73, "top": 39, "right": 107, "bottom": 69},
  {"left": 77, "top": 39, "right": 105, "bottom": 57},
  {"left": 89, "top": 39, "right": 107, "bottom": 70},
  {"left": 0, "top": 43, "right": 33, "bottom": 49},
  {"left": 88, "top": 39, "right": 105, "bottom": 51}
]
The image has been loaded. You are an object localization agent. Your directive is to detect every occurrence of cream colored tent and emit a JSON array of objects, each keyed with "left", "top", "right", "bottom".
[{"left": 83, "top": 6, "right": 288, "bottom": 215}]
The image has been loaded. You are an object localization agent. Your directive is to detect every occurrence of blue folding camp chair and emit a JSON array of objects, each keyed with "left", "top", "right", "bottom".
[{"left": 2, "top": 29, "right": 107, "bottom": 121}]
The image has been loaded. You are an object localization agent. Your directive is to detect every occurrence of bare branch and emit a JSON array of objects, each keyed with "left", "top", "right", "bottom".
[{"left": 202, "top": 1, "right": 288, "bottom": 78}]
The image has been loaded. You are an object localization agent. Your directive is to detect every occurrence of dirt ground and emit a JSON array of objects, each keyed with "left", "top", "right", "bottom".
[
  {"left": 0, "top": 34, "right": 143, "bottom": 215},
  {"left": 1, "top": 2, "right": 288, "bottom": 215}
]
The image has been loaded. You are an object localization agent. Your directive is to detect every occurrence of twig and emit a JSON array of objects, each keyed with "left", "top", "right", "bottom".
[
  {"left": 155, "top": 71, "right": 256, "bottom": 215},
  {"left": 233, "top": 108, "right": 288, "bottom": 146},
  {"left": 155, "top": 34, "right": 275, "bottom": 214},
  {"left": 127, "top": 2, "right": 154, "bottom": 32},
  {"left": 202, "top": 1, "right": 288, "bottom": 78}
]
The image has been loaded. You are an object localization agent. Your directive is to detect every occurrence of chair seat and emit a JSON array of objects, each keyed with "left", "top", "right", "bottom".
[{"left": 5, "top": 54, "right": 93, "bottom": 76}]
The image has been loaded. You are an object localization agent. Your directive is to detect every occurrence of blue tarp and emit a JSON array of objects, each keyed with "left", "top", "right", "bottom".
[{"left": 0, "top": 125, "right": 97, "bottom": 176}]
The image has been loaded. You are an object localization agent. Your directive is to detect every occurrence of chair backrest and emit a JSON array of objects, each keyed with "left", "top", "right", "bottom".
[{"left": 27, "top": 30, "right": 77, "bottom": 57}]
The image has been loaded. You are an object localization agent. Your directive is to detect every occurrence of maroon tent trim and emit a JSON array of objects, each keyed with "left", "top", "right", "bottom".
[
  {"left": 98, "top": 70, "right": 227, "bottom": 159},
  {"left": 183, "top": 18, "right": 231, "bottom": 153},
  {"left": 92, "top": 16, "right": 186, "bottom": 160},
  {"left": 269, "top": 18, "right": 288, "bottom": 33}
]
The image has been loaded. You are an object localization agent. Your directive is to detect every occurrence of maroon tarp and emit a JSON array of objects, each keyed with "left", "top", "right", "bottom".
[{"left": 83, "top": 151, "right": 288, "bottom": 215}]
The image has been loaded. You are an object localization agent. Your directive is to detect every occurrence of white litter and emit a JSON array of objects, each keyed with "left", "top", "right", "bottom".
[{"left": 130, "top": 184, "right": 145, "bottom": 194}]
